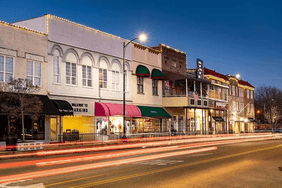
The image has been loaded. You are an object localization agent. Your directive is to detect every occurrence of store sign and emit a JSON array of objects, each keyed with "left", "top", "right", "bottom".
[
  {"left": 216, "top": 102, "right": 226, "bottom": 108},
  {"left": 196, "top": 59, "right": 204, "bottom": 79},
  {"left": 72, "top": 103, "right": 89, "bottom": 113}
]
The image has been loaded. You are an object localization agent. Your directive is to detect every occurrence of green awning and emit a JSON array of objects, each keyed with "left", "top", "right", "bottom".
[
  {"left": 137, "top": 106, "right": 172, "bottom": 118},
  {"left": 151, "top": 69, "right": 165, "bottom": 79},
  {"left": 136, "top": 65, "right": 150, "bottom": 77}
]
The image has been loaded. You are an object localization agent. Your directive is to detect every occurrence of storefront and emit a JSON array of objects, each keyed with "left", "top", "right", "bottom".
[
  {"left": 0, "top": 94, "right": 73, "bottom": 142},
  {"left": 132, "top": 106, "right": 171, "bottom": 133},
  {"left": 95, "top": 102, "right": 142, "bottom": 135},
  {"left": 186, "top": 108, "right": 209, "bottom": 134}
]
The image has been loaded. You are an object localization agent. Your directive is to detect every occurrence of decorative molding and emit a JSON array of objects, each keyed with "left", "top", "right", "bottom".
[
  {"left": 0, "top": 47, "right": 17, "bottom": 57},
  {"left": 25, "top": 53, "right": 44, "bottom": 62}
]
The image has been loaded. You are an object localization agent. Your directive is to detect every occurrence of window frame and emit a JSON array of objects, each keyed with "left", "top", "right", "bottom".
[
  {"left": 66, "top": 62, "right": 77, "bottom": 85},
  {"left": 152, "top": 79, "right": 158, "bottom": 96},
  {"left": 99, "top": 68, "right": 107, "bottom": 89},
  {"left": 112, "top": 70, "right": 120, "bottom": 91},
  {"left": 82, "top": 65, "right": 92, "bottom": 87},
  {"left": 137, "top": 76, "right": 144, "bottom": 94},
  {"left": 53, "top": 55, "right": 61, "bottom": 84},
  {"left": 27, "top": 60, "right": 42, "bottom": 86},
  {"left": 0, "top": 55, "right": 14, "bottom": 83}
]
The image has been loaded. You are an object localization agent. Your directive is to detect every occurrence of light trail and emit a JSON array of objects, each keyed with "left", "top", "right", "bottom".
[
  {"left": 0, "top": 146, "right": 217, "bottom": 184},
  {"left": 0, "top": 137, "right": 273, "bottom": 169},
  {"left": 0, "top": 133, "right": 272, "bottom": 151},
  {"left": 0, "top": 134, "right": 273, "bottom": 159}
]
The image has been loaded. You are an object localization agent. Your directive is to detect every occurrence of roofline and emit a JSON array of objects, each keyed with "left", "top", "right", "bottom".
[{"left": 0, "top": 20, "right": 47, "bottom": 35}]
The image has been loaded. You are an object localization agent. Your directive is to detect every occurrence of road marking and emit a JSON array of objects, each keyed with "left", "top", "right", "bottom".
[
  {"left": 45, "top": 169, "right": 128, "bottom": 187},
  {"left": 132, "top": 159, "right": 184, "bottom": 166},
  {"left": 68, "top": 143, "right": 282, "bottom": 188}
]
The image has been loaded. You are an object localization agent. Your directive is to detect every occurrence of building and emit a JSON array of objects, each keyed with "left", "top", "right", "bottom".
[
  {"left": 203, "top": 68, "right": 255, "bottom": 133},
  {"left": 0, "top": 20, "right": 73, "bottom": 142},
  {"left": 153, "top": 44, "right": 212, "bottom": 134},
  {"left": 130, "top": 43, "right": 171, "bottom": 134}
]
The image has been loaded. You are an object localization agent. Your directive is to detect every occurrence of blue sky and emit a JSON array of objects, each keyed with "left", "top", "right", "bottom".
[{"left": 1, "top": 0, "right": 281, "bottom": 90}]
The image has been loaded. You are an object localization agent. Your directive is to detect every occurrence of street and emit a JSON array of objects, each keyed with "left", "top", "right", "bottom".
[{"left": 0, "top": 135, "right": 282, "bottom": 187}]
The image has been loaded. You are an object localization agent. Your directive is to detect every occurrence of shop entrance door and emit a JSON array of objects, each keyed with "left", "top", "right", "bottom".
[{"left": 50, "top": 117, "right": 60, "bottom": 142}]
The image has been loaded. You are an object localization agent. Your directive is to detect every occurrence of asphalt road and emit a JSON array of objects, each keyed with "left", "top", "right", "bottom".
[{"left": 1, "top": 138, "right": 282, "bottom": 188}]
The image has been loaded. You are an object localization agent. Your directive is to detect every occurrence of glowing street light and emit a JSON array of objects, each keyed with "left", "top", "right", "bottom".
[
  {"left": 122, "top": 33, "right": 147, "bottom": 138},
  {"left": 235, "top": 74, "right": 240, "bottom": 79}
]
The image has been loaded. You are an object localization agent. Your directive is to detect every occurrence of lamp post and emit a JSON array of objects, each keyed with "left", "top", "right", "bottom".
[{"left": 122, "top": 34, "right": 147, "bottom": 139}]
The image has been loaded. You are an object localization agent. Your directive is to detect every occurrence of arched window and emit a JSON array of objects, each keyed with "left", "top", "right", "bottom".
[
  {"left": 82, "top": 56, "right": 92, "bottom": 87},
  {"left": 99, "top": 59, "right": 108, "bottom": 88},
  {"left": 112, "top": 63, "right": 120, "bottom": 91},
  {"left": 66, "top": 52, "right": 77, "bottom": 85},
  {"left": 53, "top": 49, "right": 61, "bottom": 83}
]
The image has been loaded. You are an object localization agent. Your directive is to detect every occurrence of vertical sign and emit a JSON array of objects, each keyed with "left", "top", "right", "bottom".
[{"left": 196, "top": 59, "right": 203, "bottom": 79}]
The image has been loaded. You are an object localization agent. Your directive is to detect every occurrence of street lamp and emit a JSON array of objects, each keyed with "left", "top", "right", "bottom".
[
  {"left": 235, "top": 74, "right": 240, "bottom": 79},
  {"left": 123, "top": 33, "right": 147, "bottom": 138}
]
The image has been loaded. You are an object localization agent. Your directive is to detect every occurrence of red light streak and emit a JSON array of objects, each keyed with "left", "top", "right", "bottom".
[{"left": 0, "top": 146, "right": 217, "bottom": 184}]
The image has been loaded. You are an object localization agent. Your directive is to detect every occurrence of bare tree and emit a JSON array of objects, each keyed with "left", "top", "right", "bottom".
[
  {"left": 255, "top": 85, "right": 282, "bottom": 131},
  {"left": 0, "top": 78, "right": 43, "bottom": 141}
]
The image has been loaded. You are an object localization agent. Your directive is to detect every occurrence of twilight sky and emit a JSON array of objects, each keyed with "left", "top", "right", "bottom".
[{"left": 1, "top": 0, "right": 281, "bottom": 90}]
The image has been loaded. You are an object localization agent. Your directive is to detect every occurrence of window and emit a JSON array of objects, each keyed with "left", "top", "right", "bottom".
[
  {"left": 53, "top": 55, "right": 60, "bottom": 83},
  {"left": 137, "top": 76, "right": 143, "bottom": 93},
  {"left": 0, "top": 55, "right": 13, "bottom": 82},
  {"left": 124, "top": 70, "right": 128, "bottom": 91},
  {"left": 250, "top": 90, "right": 253, "bottom": 99},
  {"left": 112, "top": 70, "right": 119, "bottom": 90},
  {"left": 82, "top": 65, "right": 92, "bottom": 87},
  {"left": 152, "top": 79, "right": 158, "bottom": 95},
  {"left": 246, "top": 90, "right": 249, "bottom": 99},
  {"left": 27, "top": 61, "right": 41, "bottom": 86},
  {"left": 66, "top": 62, "right": 77, "bottom": 85},
  {"left": 99, "top": 69, "right": 107, "bottom": 88},
  {"left": 172, "top": 61, "right": 176, "bottom": 67},
  {"left": 232, "top": 86, "right": 235, "bottom": 96},
  {"left": 239, "top": 102, "right": 244, "bottom": 112},
  {"left": 239, "top": 88, "right": 243, "bottom": 98}
]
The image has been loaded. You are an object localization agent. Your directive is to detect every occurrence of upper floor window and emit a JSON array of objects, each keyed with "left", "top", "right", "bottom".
[
  {"left": 0, "top": 55, "right": 13, "bottom": 82},
  {"left": 232, "top": 86, "right": 235, "bottom": 96},
  {"left": 27, "top": 61, "right": 41, "bottom": 86},
  {"left": 112, "top": 70, "right": 120, "bottom": 90},
  {"left": 152, "top": 79, "right": 158, "bottom": 96},
  {"left": 246, "top": 89, "right": 249, "bottom": 99},
  {"left": 82, "top": 65, "right": 92, "bottom": 87},
  {"left": 239, "top": 88, "right": 243, "bottom": 98},
  {"left": 66, "top": 62, "right": 77, "bottom": 85},
  {"left": 53, "top": 50, "right": 61, "bottom": 83},
  {"left": 99, "top": 69, "right": 107, "bottom": 88},
  {"left": 99, "top": 59, "right": 108, "bottom": 89},
  {"left": 250, "top": 90, "right": 253, "bottom": 99},
  {"left": 137, "top": 76, "right": 144, "bottom": 93}
]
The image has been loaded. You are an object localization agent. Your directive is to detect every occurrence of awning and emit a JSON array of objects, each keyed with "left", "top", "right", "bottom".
[
  {"left": 136, "top": 65, "right": 150, "bottom": 77},
  {"left": 248, "top": 117, "right": 257, "bottom": 122},
  {"left": 151, "top": 69, "right": 165, "bottom": 80},
  {"left": 95, "top": 102, "right": 141, "bottom": 117},
  {"left": 51, "top": 100, "right": 73, "bottom": 115},
  {"left": 213, "top": 116, "right": 225, "bottom": 122},
  {"left": 137, "top": 106, "right": 172, "bottom": 118},
  {"left": 36, "top": 95, "right": 62, "bottom": 115}
]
